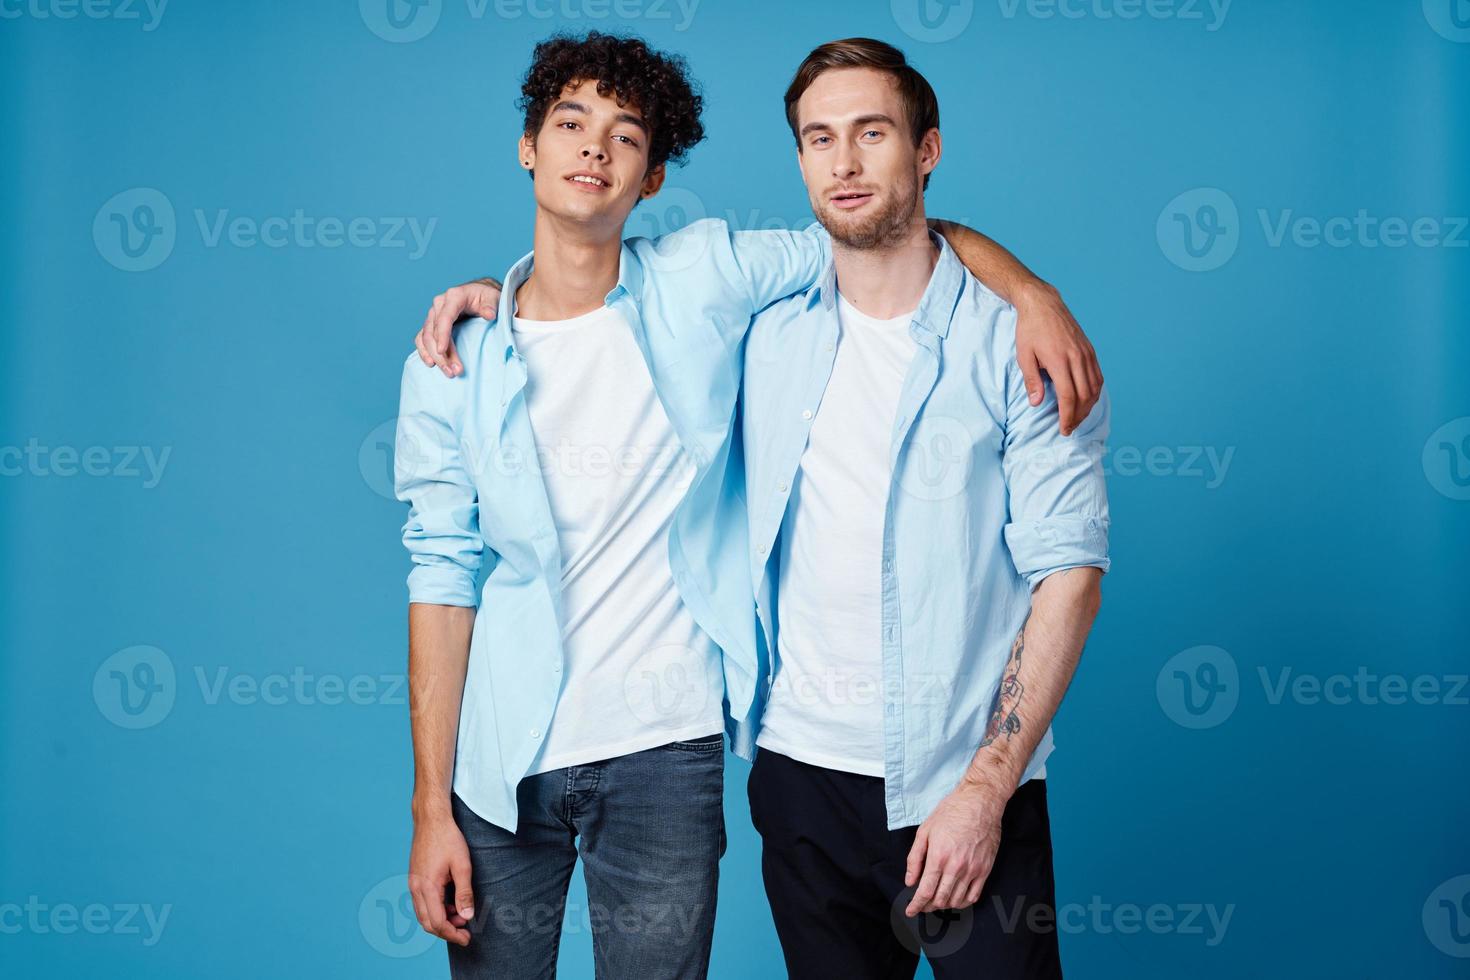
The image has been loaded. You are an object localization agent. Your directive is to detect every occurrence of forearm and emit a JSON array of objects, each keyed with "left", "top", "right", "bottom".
[
  {"left": 961, "top": 567, "right": 1103, "bottom": 795},
  {"left": 929, "top": 219, "right": 1047, "bottom": 307},
  {"left": 408, "top": 602, "right": 475, "bottom": 821}
]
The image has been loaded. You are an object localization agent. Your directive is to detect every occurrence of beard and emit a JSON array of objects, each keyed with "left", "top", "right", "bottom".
[{"left": 811, "top": 170, "right": 923, "bottom": 250}]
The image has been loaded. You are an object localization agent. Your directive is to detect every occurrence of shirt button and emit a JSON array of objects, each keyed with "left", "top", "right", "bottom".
[
  {"left": 529, "top": 728, "right": 541, "bottom": 739},
  {"left": 552, "top": 664, "right": 562, "bottom": 673},
  {"left": 801, "top": 409, "right": 813, "bottom": 420},
  {"left": 757, "top": 544, "right": 767, "bottom": 555},
  {"left": 883, "top": 559, "right": 893, "bottom": 572},
  {"left": 777, "top": 481, "right": 788, "bottom": 493},
  {"left": 825, "top": 343, "right": 834, "bottom": 352}
]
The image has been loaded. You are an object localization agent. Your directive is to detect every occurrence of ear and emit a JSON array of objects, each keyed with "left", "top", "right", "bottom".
[
  {"left": 639, "top": 163, "right": 666, "bottom": 200},
  {"left": 918, "top": 128, "right": 942, "bottom": 183},
  {"left": 518, "top": 133, "right": 536, "bottom": 173}
]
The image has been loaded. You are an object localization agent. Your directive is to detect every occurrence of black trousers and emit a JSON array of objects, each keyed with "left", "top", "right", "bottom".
[{"left": 748, "top": 750, "right": 1063, "bottom": 980}]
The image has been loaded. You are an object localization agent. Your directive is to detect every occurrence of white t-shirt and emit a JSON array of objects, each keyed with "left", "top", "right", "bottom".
[
  {"left": 512, "top": 304, "right": 724, "bottom": 774},
  {"left": 756, "top": 294, "right": 918, "bottom": 776}
]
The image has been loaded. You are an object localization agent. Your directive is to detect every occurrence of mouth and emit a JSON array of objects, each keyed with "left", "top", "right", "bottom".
[
  {"left": 829, "top": 189, "right": 874, "bottom": 211},
  {"left": 566, "top": 172, "right": 611, "bottom": 192}
]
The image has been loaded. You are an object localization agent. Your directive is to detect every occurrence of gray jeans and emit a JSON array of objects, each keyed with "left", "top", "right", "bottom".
[{"left": 448, "top": 734, "right": 726, "bottom": 980}]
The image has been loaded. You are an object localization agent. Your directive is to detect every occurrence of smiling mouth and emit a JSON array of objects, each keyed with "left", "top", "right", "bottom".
[{"left": 567, "top": 174, "right": 610, "bottom": 189}]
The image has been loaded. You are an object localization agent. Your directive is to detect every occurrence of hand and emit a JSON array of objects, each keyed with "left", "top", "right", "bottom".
[
  {"left": 408, "top": 809, "right": 476, "bottom": 947},
  {"left": 415, "top": 278, "right": 503, "bottom": 378},
  {"left": 903, "top": 781, "right": 1008, "bottom": 917},
  {"left": 1014, "top": 281, "right": 1102, "bottom": 436}
]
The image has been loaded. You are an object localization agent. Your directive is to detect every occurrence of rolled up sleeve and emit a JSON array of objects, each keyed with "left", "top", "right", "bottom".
[
  {"left": 394, "top": 354, "right": 484, "bottom": 606},
  {"left": 1000, "top": 339, "right": 1111, "bottom": 589}
]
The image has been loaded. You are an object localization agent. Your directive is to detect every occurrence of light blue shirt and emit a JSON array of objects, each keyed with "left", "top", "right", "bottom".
[
  {"left": 394, "top": 220, "right": 827, "bottom": 832},
  {"left": 740, "top": 234, "right": 1111, "bottom": 829}
]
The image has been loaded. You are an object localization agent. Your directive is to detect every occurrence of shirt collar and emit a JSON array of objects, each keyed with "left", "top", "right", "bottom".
[
  {"left": 806, "top": 229, "right": 966, "bottom": 341},
  {"left": 493, "top": 241, "right": 644, "bottom": 359}
]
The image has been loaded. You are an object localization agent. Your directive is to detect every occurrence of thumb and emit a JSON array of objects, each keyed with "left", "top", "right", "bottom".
[
  {"left": 1018, "top": 345, "right": 1044, "bottom": 407},
  {"left": 905, "top": 825, "right": 929, "bottom": 888},
  {"left": 451, "top": 856, "right": 475, "bottom": 922}
]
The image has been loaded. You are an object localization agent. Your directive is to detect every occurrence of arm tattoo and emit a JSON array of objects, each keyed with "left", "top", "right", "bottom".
[{"left": 980, "top": 611, "right": 1029, "bottom": 747}]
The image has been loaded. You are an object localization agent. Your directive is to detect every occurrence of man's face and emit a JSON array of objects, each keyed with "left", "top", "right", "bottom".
[
  {"left": 521, "top": 80, "right": 664, "bottom": 233},
  {"left": 792, "top": 67, "right": 939, "bottom": 249}
]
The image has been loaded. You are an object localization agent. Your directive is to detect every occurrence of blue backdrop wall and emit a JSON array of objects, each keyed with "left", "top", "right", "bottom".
[{"left": 2, "top": 1, "right": 1468, "bottom": 977}]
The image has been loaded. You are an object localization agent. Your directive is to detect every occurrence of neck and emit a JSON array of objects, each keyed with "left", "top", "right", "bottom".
[
  {"left": 831, "top": 208, "right": 937, "bottom": 319},
  {"left": 515, "top": 209, "right": 623, "bottom": 321}
]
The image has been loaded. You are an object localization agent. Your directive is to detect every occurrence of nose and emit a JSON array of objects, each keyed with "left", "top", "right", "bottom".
[
  {"left": 580, "top": 142, "right": 608, "bottom": 163},
  {"left": 831, "top": 138, "right": 859, "bottom": 180}
]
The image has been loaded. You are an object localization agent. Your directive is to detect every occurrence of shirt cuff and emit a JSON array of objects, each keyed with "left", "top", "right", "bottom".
[
  {"left": 1004, "top": 515, "right": 1110, "bottom": 589},
  {"left": 406, "top": 563, "right": 478, "bottom": 607}
]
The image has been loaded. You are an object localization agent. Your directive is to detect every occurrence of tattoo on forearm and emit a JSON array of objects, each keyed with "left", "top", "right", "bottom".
[{"left": 980, "top": 612, "right": 1028, "bottom": 747}]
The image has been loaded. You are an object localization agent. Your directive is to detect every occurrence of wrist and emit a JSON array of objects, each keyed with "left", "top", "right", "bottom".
[
  {"left": 960, "top": 754, "right": 1021, "bottom": 802},
  {"left": 411, "top": 789, "right": 454, "bottom": 824},
  {"left": 1014, "top": 276, "right": 1060, "bottom": 311}
]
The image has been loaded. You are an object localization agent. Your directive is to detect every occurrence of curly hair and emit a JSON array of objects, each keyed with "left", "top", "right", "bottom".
[{"left": 518, "top": 31, "right": 706, "bottom": 174}]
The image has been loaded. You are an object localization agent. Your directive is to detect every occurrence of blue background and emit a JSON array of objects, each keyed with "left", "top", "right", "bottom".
[{"left": 3, "top": 0, "right": 1468, "bottom": 976}]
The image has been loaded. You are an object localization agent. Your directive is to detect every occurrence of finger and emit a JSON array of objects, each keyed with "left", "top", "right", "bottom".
[
  {"left": 445, "top": 337, "right": 463, "bottom": 378},
  {"left": 1051, "top": 362, "right": 1079, "bottom": 435},
  {"left": 930, "top": 870, "right": 962, "bottom": 912},
  {"left": 963, "top": 879, "right": 983, "bottom": 908},
  {"left": 436, "top": 880, "right": 471, "bottom": 947},
  {"left": 1017, "top": 344, "right": 1045, "bottom": 407},
  {"left": 906, "top": 859, "right": 943, "bottom": 918},
  {"left": 413, "top": 877, "right": 446, "bottom": 938},
  {"left": 905, "top": 826, "right": 929, "bottom": 888},
  {"left": 1085, "top": 348, "right": 1104, "bottom": 395},
  {"left": 415, "top": 326, "right": 433, "bottom": 367},
  {"left": 451, "top": 856, "right": 475, "bottom": 925},
  {"left": 430, "top": 293, "right": 456, "bottom": 373},
  {"left": 1070, "top": 356, "right": 1097, "bottom": 425}
]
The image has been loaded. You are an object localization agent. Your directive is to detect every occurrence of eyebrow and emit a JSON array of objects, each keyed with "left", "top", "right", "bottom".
[
  {"left": 549, "top": 99, "right": 649, "bottom": 136},
  {"left": 799, "top": 113, "right": 899, "bottom": 138}
]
